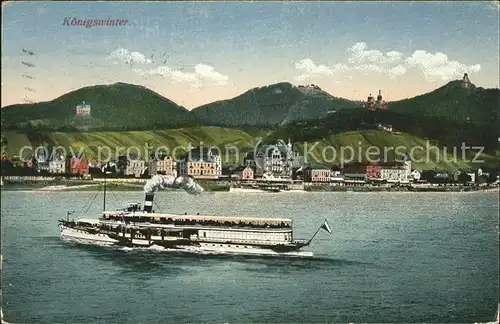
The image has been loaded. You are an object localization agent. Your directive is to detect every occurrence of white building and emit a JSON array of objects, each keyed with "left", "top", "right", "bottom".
[
  {"left": 254, "top": 139, "right": 298, "bottom": 178},
  {"left": 211, "top": 152, "right": 222, "bottom": 177},
  {"left": 177, "top": 147, "right": 221, "bottom": 179},
  {"left": 49, "top": 159, "right": 66, "bottom": 174},
  {"left": 125, "top": 159, "right": 146, "bottom": 178},
  {"left": 255, "top": 146, "right": 282, "bottom": 176},
  {"left": 34, "top": 147, "right": 50, "bottom": 172},
  {"left": 330, "top": 170, "right": 342, "bottom": 177},
  {"left": 148, "top": 156, "right": 176, "bottom": 176},
  {"left": 76, "top": 101, "right": 91, "bottom": 116},
  {"left": 410, "top": 169, "right": 421, "bottom": 181},
  {"left": 380, "top": 160, "right": 411, "bottom": 182},
  {"left": 377, "top": 124, "right": 393, "bottom": 132},
  {"left": 404, "top": 161, "right": 411, "bottom": 180},
  {"left": 381, "top": 166, "right": 407, "bottom": 182}
]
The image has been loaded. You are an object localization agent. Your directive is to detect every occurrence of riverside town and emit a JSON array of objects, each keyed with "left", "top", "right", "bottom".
[{"left": 1, "top": 138, "right": 498, "bottom": 192}]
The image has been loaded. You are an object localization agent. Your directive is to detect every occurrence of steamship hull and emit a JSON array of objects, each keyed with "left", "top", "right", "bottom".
[
  {"left": 59, "top": 219, "right": 313, "bottom": 256},
  {"left": 59, "top": 225, "right": 313, "bottom": 257},
  {"left": 60, "top": 226, "right": 119, "bottom": 246},
  {"left": 58, "top": 175, "right": 329, "bottom": 257}
]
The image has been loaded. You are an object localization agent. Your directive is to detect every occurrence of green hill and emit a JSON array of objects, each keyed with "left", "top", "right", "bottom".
[
  {"left": 0, "top": 126, "right": 269, "bottom": 163},
  {"left": 1, "top": 77, "right": 498, "bottom": 173},
  {"left": 1, "top": 82, "right": 195, "bottom": 130},
  {"left": 1, "top": 127, "right": 496, "bottom": 172},
  {"left": 274, "top": 77, "right": 499, "bottom": 155},
  {"left": 388, "top": 79, "right": 499, "bottom": 127},
  {"left": 277, "top": 108, "right": 498, "bottom": 152},
  {"left": 191, "top": 82, "right": 361, "bottom": 127},
  {"left": 289, "top": 129, "right": 498, "bottom": 172},
  {"left": 3, "top": 77, "right": 496, "bottom": 134}
]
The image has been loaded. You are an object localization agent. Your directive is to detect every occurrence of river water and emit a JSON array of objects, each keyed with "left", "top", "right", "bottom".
[{"left": 1, "top": 190, "right": 498, "bottom": 323}]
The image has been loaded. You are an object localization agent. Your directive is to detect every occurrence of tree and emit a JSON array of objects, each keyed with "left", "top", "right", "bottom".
[
  {"left": 487, "top": 172, "right": 499, "bottom": 183},
  {"left": 476, "top": 175, "right": 488, "bottom": 184},
  {"left": 421, "top": 170, "right": 437, "bottom": 183},
  {"left": 457, "top": 172, "right": 472, "bottom": 184},
  {"left": 0, "top": 136, "right": 7, "bottom": 147}
]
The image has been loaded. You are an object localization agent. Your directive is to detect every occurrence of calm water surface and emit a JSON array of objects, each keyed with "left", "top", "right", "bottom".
[{"left": 1, "top": 190, "right": 499, "bottom": 323}]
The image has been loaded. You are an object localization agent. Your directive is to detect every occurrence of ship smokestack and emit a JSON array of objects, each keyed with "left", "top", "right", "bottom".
[
  {"left": 142, "top": 175, "right": 204, "bottom": 212},
  {"left": 144, "top": 193, "right": 155, "bottom": 213}
]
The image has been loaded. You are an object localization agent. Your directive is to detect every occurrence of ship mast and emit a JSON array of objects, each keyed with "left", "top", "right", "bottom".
[
  {"left": 103, "top": 163, "right": 112, "bottom": 211},
  {"left": 103, "top": 170, "right": 107, "bottom": 211}
]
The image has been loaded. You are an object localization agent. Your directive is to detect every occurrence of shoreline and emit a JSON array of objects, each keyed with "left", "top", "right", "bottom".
[
  {"left": 1, "top": 176, "right": 498, "bottom": 193},
  {"left": 1, "top": 182, "right": 498, "bottom": 193}
]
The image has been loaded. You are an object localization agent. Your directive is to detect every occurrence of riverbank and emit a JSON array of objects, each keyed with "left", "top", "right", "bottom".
[
  {"left": 1, "top": 182, "right": 498, "bottom": 193},
  {"left": 0, "top": 177, "right": 231, "bottom": 191},
  {"left": 1, "top": 176, "right": 498, "bottom": 193},
  {"left": 304, "top": 185, "right": 499, "bottom": 192}
]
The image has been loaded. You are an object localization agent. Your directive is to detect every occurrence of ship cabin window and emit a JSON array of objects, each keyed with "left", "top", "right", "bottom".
[
  {"left": 159, "top": 217, "right": 174, "bottom": 225},
  {"left": 203, "top": 232, "right": 206, "bottom": 238},
  {"left": 76, "top": 220, "right": 98, "bottom": 227},
  {"left": 126, "top": 216, "right": 153, "bottom": 223},
  {"left": 153, "top": 217, "right": 292, "bottom": 229},
  {"left": 126, "top": 203, "right": 141, "bottom": 212}
]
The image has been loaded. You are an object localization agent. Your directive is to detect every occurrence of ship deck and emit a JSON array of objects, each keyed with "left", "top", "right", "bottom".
[
  {"left": 103, "top": 211, "right": 292, "bottom": 225},
  {"left": 98, "top": 220, "right": 293, "bottom": 232}
]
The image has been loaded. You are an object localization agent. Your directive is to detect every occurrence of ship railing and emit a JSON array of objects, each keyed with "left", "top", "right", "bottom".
[
  {"left": 144, "top": 223, "right": 292, "bottom": 232},
  {"left": 102, "top": 222, "right": 291, "bottom": 232},
  {"left": 103, "top": 216, "right": 292, "bottom": 230}
]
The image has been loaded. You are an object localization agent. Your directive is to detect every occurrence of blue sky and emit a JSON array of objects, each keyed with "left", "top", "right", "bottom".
[{"left": 2, "top": 1, "right": 499, "bottom": 108}]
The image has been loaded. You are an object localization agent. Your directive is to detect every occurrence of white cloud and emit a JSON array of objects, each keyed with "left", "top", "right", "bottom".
[
  {"left": 349, "top": 63, "right": 406, "bottom": 79},
  {"left": 388, "top": 65, "right": 407, "bottom": 78},
  {"left": 138, "top": 66, "right": 200, "bottom": 87},
  {"left": 352, "top": 64, "right": 384, "bottom": 74},
  {"left": 293, "top": 42, "right": 481, "bottom": 82},
  {"left": 348, "top": 42, "right": 404, "bottom": 65},
  {"left": 405, "top": 50, "right": 481, "bottom": 81},
  {"left": 347, "top": 43, "right": 406, "bottom": 78},
  {"left": 194, "top": 64, "right": 229, "bottom": 85},
  {"left": 294, "top": 59, "right": 348, "bottom": 81},
  {"left": 294, "top": 43, "right": 407, "bottom": 81},
  {"left": 132, "top": 68, "right": 145, "bottom": 76},
  {"left": 170, "top": 70, "right": 200, "bottom": 85},
  {"left": 108, "top": 48, "right": 152, "bottom": 64},
  {"left": 134, "top": 64, "right": 228, "bottom": 87}
]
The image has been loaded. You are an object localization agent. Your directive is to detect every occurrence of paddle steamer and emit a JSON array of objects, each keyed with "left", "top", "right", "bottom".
[{"left": 58, "top": 175, "right": 331, "bottom": 256}]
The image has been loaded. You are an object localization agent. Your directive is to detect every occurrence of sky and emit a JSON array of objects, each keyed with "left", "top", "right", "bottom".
[{"left": 1, "top": 1, "right": 499, "bottom": 109}]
